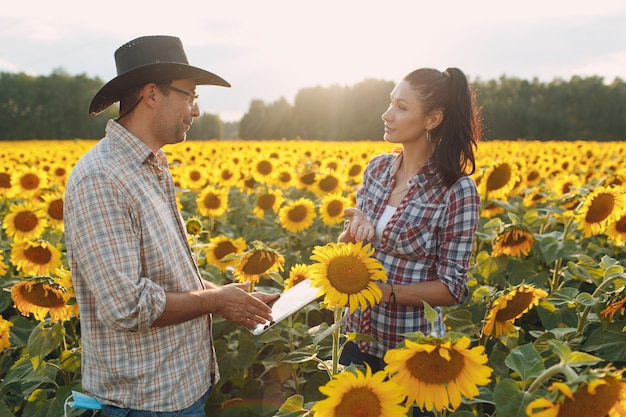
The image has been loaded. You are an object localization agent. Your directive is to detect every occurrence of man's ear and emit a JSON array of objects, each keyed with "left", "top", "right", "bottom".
[
  {"left": 142, "top": 83, "right": 159, "bottom": 109},
  {"left": 427, "top": 109, "right": 444, "bottom": 130}
]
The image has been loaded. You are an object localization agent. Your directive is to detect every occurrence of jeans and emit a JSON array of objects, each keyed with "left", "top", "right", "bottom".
[
  {"left": 100, "top": 389, "right": 211, "bottom": 417},
  {"left": 340, "top": 342, "right": 435, "bottom": 417}
]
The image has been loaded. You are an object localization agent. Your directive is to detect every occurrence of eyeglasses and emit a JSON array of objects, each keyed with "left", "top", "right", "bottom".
[{"left": 163, "top": 85, "right": 199, "bottom": 106}]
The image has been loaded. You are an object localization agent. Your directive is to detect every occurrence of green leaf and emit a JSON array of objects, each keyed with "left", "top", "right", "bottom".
[
  {"left": 567, "top": 351, "right": 601, "bottom": 367},
  {"left": 504, "top": 344, "right": 544, "bottom": 384},
  {"left": 27, "top": 322, "right": 65, "bottom": 370},
  {"left": 537, "top": 235, "right": 560, "bottom": 264},
  {"left": 547, "top": 339, "right": 572, "bottom": 362},
  {"left": 275, "top": 394, "right": 306, "bottom": 416},
  {"left": 582, "top": 321, "right": 626, "bottom": 362},
  {"left": 423, "top": 301, "right": 437, "bottom": 328},
  {"left": 493, "top": 378, "right": 533, "bottom": 417}
]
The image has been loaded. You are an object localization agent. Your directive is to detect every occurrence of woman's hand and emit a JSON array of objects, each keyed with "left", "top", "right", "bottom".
[{"left": 339, "top": 207, "right": 375, "bottom": 242}]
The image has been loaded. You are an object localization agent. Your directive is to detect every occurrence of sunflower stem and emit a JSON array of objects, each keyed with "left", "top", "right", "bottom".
[
  {"left": 549, "top": 209, "right": 577, "bottom": 292},
  {"left": 527, "top": 363, "right": 578, "bottom": 393},
  {"left": 331, "top": 308, "right": 342, "bottom": 376}
]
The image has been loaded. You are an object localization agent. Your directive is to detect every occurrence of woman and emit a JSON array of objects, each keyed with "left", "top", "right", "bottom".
[{"left": 338, "top": 68, "right": 481, "bottom": 416}]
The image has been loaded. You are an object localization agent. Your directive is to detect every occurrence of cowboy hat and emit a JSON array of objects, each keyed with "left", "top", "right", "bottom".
[{"left": 89, "top": 35, "right": 230, "bottom": 115}]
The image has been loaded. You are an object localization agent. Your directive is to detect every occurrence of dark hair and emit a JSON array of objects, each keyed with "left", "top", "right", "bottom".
[{"left": 404, "top": 68, "right": 482, "bottom": 187}]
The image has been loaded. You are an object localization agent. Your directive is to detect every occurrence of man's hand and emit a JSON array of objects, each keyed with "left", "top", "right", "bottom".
[{"left": 214, "top": 283, "right": 278, "bottom": 329}]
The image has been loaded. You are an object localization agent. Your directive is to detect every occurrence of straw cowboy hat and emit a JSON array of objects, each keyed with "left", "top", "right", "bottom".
[{"left": 89, "top": 35, "right": 230, "bottom": 115}]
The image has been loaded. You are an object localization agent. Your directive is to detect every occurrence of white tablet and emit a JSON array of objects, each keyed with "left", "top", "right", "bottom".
[{"left": 252, "top": 278, "right": 321, "bottom": 335}]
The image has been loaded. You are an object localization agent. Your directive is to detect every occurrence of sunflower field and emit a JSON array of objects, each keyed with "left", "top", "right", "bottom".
[{"left": 1, "top": 138, "right": 626, "bottom": 417}]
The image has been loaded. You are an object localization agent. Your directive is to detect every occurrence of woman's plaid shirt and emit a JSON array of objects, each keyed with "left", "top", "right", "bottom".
[{"left": 345, "top": 152, "right": 480, "bottom": 357}]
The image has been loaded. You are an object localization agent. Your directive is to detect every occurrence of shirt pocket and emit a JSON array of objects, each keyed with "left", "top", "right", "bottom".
[{"left": 392, "top": 202, "right": 447, "bottom": 258}]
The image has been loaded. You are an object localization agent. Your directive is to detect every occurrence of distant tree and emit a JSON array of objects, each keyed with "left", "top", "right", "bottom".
[{"left": 188, "top": 113, "right": 223, "bottom": 139}]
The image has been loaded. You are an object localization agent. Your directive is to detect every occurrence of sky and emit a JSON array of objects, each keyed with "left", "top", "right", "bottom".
[{"left": 1, "top": 0, "right": 626, "bottom": 122}]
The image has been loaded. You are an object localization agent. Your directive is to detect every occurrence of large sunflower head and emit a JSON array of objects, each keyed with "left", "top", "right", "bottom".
[
  {"left": 318, "top": 193, "right": 351, "bottom": 226},
  {"left": 2, "top": 202, "right": 47, "bottom": 241},
  {"left": 575, "top": 185, "right": 626, "bottom": 238},
  {"left": 492, "top": 225, "right": 534, "bottom": 257},
  {"left": 607, "top": 213, "right": 626, "bottom": 246},
  {"left": 196, "top": 185, "right": 229, "bottom": 218},
  {"left": 204, "top": 235, "right": 247, "bottom": 272},
  {"left": 11, "top": 277, "right": 75, "bottom": 321},
  {"left": 0, "top": 315, "right": 13, "bottom": 350},
  {"left": 384, "top": 335, "right": 492, "bottom": 412},
  {"left": 10, "top": 240, "right": 62, "bottom": 276},
  {"left": 278, "top": 197, "right": 317, "bottom": 233},
  {"left": 526, "top": 372, "right": 626, "bottom": 417},
  {"left": 309, "top": 241, "right": 386, "bottom": 313},
  {"left": 482, "top": 283, "right": 548, "bottom": 337},
  {"left": 310, "top": 365, "right": 409, "bottom": 417},
  {"left": 233, "top": 241, "right": 285, "bottom": 286},
  {"left": 312, "top": 169, "right": 344, "bottom": 197},
  {"left": 9, "top": 166, "right": 49, "bottom": 197}
]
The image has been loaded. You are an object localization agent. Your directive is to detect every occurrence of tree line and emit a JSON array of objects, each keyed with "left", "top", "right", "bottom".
[{"left": 1, "top": 69, "right": 625, "bottom": 141}]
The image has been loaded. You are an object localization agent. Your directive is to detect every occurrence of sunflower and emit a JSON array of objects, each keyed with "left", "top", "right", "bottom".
[
  {"left": 575, "top": 185, "right": 626, "bottom": 237},
  {"left": 10, "top": 240, "right": 63, "bottom": 276},
  {"left": 38, "top": 191, "right": 64, "bottom": 231},
  {"left": 278, "top": 197, "right": 317, "bottom": 233},
  {"left": 526, "top": 375, "right": 626, "bottom": 417},
  {"left": 310, "top": 365, "right": 409, "bottom": 417},
  {"left": 284, "top": 263, "right": 314, "bottom": 290},
  {"left": 11, "top": 278, "right": 75, "bottom": 321},
  {"left": 0, "top": 315, "right": 12, "bottom": 350},
  {"left": 319, "top": 193, "right": 351, "bottom": 226},
  {"left": 492, "top": 225, "right": 534, "bottom": 257},
  {"left": 249, "top": 156, "right": 276, "bottom": 184},
  {"left": 607, "top": 213, "right": 626, "bottom": 246},
  {"left": 482, "top": 283, "right": 548, "bottom": 337},
  {"left": 9, "top": 166, "right": 48, "bottom": 197},
  {"left": 213, "top": 162, "right": 241, "bottom": 188},
  {"left": 479, "top": 160, "right": 520, "bottom": 200},
  {"left": 196, "top": 185, "right": 229, "bottom": 218},
  {"left": 2, "top": 202, "right": 47, "bottom": 241},
  {"left": 178, "top": 165, "right": 208, "bottom": 190},
  {"left": 309, "top": 241, "right": 385, "bottom": 313},
  {"left": 205, "top": 235, "right": 247, "bottom": 272},
  {"left": 384, "top": 336, "right": 492, "bottom": 413},
  {"left": 233, "top": 241, "right": 285, "bottom": 286},
  {"left": 312, "top": 170, "right": 343, "bottom": 197},
  {"left": 0, "top": 165, "right": 13, "bottom": 197},
  {"left": 252, "top": 188, "right": 284, "bottom": 219},
  {"left": 185, "top": 216, "right": 204, "bottom": 237}
]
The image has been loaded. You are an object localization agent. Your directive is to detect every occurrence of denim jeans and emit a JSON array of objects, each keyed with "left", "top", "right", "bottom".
[
  {"left": 340, "top": 342, "right": 435, "bottom": 417},
  {"left": 100, "top": 388, "right": 211, "bottom": 417}
]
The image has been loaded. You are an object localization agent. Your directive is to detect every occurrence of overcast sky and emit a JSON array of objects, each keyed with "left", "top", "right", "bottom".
[{"left": 2, "top": 0, "right": 625, "bottom": 121}]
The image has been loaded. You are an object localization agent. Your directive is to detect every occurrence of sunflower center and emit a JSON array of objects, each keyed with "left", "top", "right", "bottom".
[
  {"left": 48, "top": 199, "right": 64, "bottom": 221},
  {"left": 25, "top": 245, "right": 52, "bottom": 265},
  {"left": 407, "top": 346, "right": 463, "bottom": 384},
  {"left": 215, "top": 241, "right": 237, "bottom": 260},
  {"left": 288, "top": 205, "right": 308, "bottom": 222},
  {"left": 348, "top": 164, "right": 363, "bottom": 177},
  {"left": 0, "top": 172, "right": 11, "bottom": 189},
  {"left": 221, "top": 169, "right": 234, "bottom": 181},
  {"left": 20, "top": 283, "right": 66, "bottom": 308},
  {"left": 242, "top": 251, "right": 277, "bottom": 274},
  {"left": 335, "top": 387, "right": 381, "bottom": 417},
  {"left": 257, "top": 194, "right": 277, "bottom": 210},
  {"left": 20, "top": 173, "right": 41, "bottom": 190},
  {"left": 190, "top": 170, "right": 202, "bottom": 181},
  {"left": 257, "top": 160, "right": 273, "bottom": 176},
  {"left": 615, "top": 216, "right": 626, "bottom": 233},
  {"left": 558, "top": 378, "right": 621, "bottom": 417},
  {"left": 14, "top": 211, "right": 38, "bottom": 232},
  {"left": 279, "top": 172, "right": 292, "bottom": 183},
  {"left": 495, "top": 291, "right": 535, "bottom": 321},
  {"left": 586, "top": 193, "right": 615, "bottom": 223},
  {"left": 502, "top": 229, "right": 529, "bottom": 247},
  {"left": 326, "top": 200, "right": 344, "bottom": 217},
  {"left": 486, "top": 164, "right": 511, "bottom": 191},
  {"left": 300, "top": 172, "right": 316, "bottom": 186},
  {"left": 327, "top": 255, "right": 371, "bottom": 294},
  {"left": 54, "top": 167, "right": 67, "bottom": 177},
  {"left": 202, "top": 193, "right": 221, "bottom": 209},
  {"left": 319, "top": 175, "right": 339, "bottom": 192}
]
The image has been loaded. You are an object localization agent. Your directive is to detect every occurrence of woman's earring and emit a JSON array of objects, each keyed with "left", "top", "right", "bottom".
[{"left": 426, "top": 130, "right": 432, "bottom": 143}]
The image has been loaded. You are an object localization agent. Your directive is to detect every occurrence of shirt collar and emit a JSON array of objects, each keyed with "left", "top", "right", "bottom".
[{"left": 105, "top": 119, "right": 168, "bottom": 167}]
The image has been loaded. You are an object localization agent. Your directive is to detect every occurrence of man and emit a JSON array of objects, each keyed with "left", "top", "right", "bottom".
[{"left": 64, "top": 35, "right": 278, "bottom": 416}]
